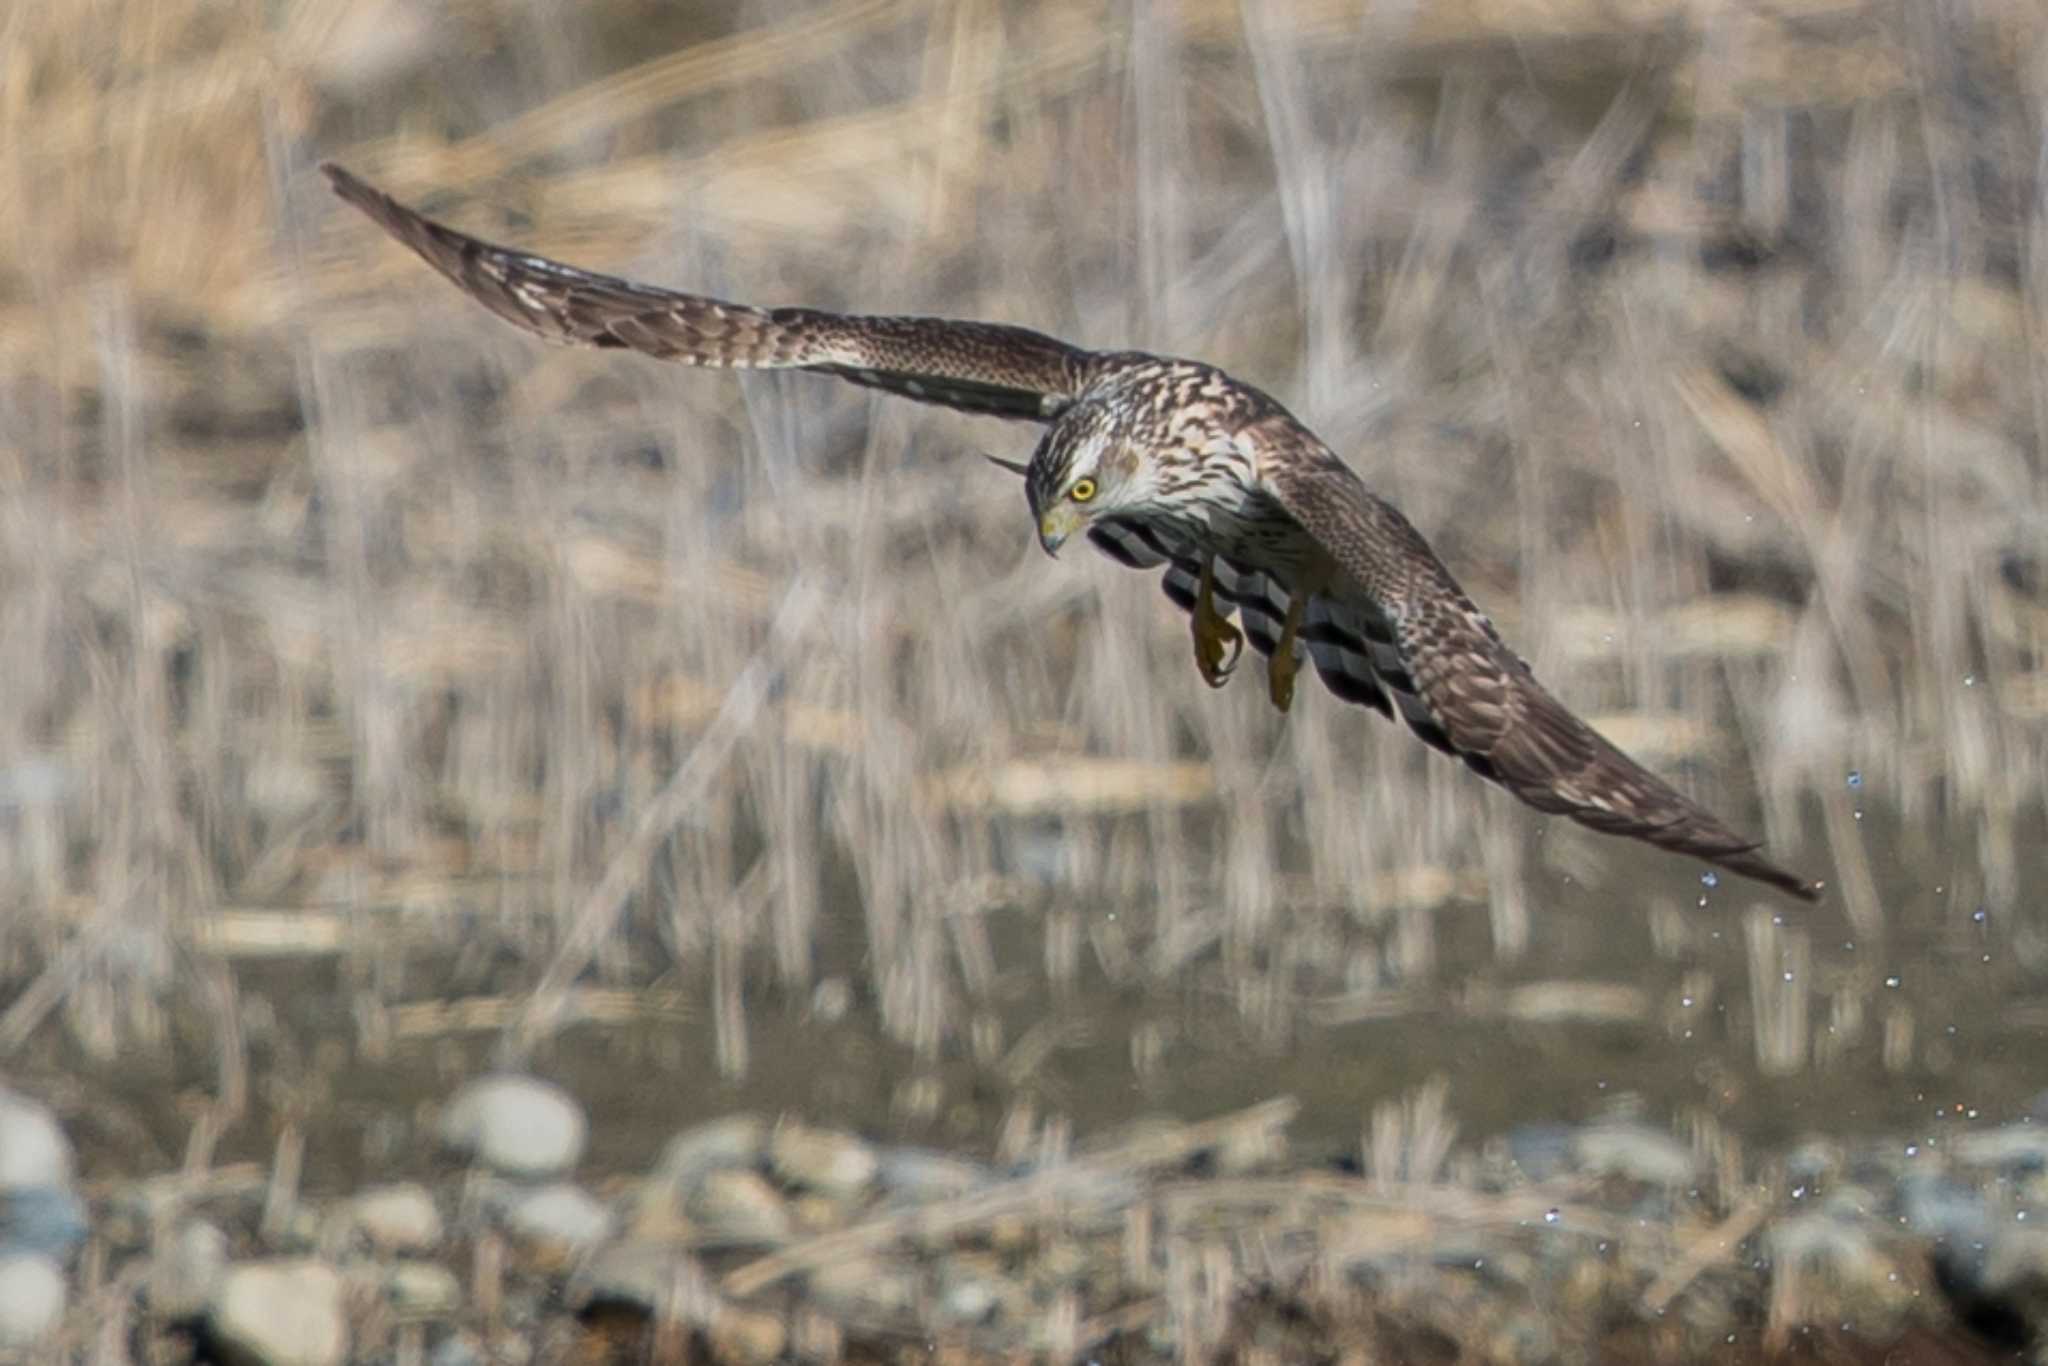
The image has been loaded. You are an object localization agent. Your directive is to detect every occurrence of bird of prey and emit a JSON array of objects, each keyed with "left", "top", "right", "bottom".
[{"left": 321, "top": 162, "right": 1822, "bottom": 903}]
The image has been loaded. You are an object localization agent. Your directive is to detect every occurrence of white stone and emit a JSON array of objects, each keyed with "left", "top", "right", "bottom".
[
  {"left": 351, "top": 1183, "right": 442, "bottom": 1251},
  {"left": 1570, "top": 1122, "right": 1696, "bottom": 1186},
  {"left": 654, "top": 1114, "right": 765, "bottom": 1192},
  {"left": 768, "top": 1122, "right": 877, "bottom": 1199},
  {"left": 503, "top": 1182, "right": 615, "bottom": 1249},
  {"left": 0, "top": 1090, "right": 72, "bottom": 1191},
  {"left": 439, "top": 1075, "right": 586, "bottom": 1177},
  {"left": 0, "top": 1253, "right": 64, "bottom": 1347},
  {"left": 387, "top": 1260, "right": 462, "bottom": 1317},
  {"left": 210, "top": 1260, "right": 347, "bottom": 1366}
]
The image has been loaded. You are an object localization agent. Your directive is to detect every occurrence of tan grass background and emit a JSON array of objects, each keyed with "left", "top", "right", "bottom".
[{"left": 2, "top": 0, "right": 2044, "bottom": 1148}]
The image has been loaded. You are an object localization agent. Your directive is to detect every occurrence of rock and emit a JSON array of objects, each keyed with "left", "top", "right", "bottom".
[
  {"left": 502, "top": 1182, "right": 615, "bottom": 1250},
  {"left": 350, "top": 1183, "right": 441, "bottom": 1252},
  {"left": 151, "top": 1220, "right": 230, "bottom": 1319},
  {"left": 0, "top": 1184, "right": 88, "bottom": 1258},
  {"left": 428, "top": 1332, "right": 486, "bottom": 1366},
  {"left": 1767, "top": 1214, "right": 1906, "bottom": 1320},
  {"left": 937, "top": 1264, "right": 1006, "bottom": 1325},
  {"left": 768, "top": 1122, "right": 877, "bottom": 1199},
  {"left": 209, "top": 1260, "right": 347, "bottom": 1366},
  {"left": 709, "top": 1307, "right": 787, "bottom": 1364},
  {"left": 1898, "top": 1174, "right": 1992, "bottom": 1244},
  {"left": 0, "top": 1090, "right": 72, "bottom": 1191},
  {"left": 387, "top": 1260, "right": 462, "bottom": 1317},
  {"left": 439, "top": 1075, "right": 586, "bottom": 1177},
  {"left": 688, "top": 1168, "right": 792, "bottom": 1246},
  {"left": 809, "top": 1255, "right": 917, "bottom": 1317},
  {"left": 653, "top": 1115, "right": 765, "bottom": 1193},
  {"left": 574, "top": 1241, "right": 720, "bottom": 1315},
  {"left": 878, "top": 1147, "right": 989, "bottom": 1204},
  {"left": 0, "top": 1253, "right": 64, "bottom": 1347},
  {"left": 1571, "top": 1123, "right": 1696, "bottom": 1187},
  {"left": 1952, "top": 1124, "right": 2048, "bottom": 1172}
]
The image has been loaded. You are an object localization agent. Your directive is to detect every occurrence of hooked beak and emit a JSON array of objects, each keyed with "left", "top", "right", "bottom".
[{"left": 1037, "top": 502, "right": 1085, "bottom": 557}]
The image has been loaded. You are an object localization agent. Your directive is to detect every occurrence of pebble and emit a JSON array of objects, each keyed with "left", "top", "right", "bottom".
[
  {"left": 769, "top": 1121, "right": 878, "bottom": 1199},
  {"left": 350, "top": 1183, "right": 442, "bottom": 1251},
  {"left": 808, "top": 1255, "right": 917, "bottom": 1316},
  {"left": 429, "top": 1332, "right": 487, "bottom": 1366},
  {"left": 937, "top": 1265, "right": 1006, "bottom": 1324},
  {"left": 209, "top": 1260, "right": 348, "bottom": 1366},
  {"left": 1571, "top": 1123, "right": 1696, "bottom": 1186},
  {"left": 688, "top": 1168, "right": 792, "bottom": 1245},
  {"left": 439, "top": 1074, "right": 586, "bottom": 1177},
  {"left": 151, "top": 1219, "right": 230, "bottom": 1318},
  {"left": 576, "top": 1240, "right": 702, "bottom": 1311},
  {"left": 877, "top": 1147, "right": 989, "bottom": 1203},
  {"left": 1953, "top": 1124, "right": 2048, "bottom": 1172},
  {"left": 1768, "top": 1213, "right": 1894, "bottom": 1286},
  {"left": 0, "top": 1090, "right": 72, "bottom": 1191},
  {"left": 502, "top": 1182, "right": 615, "bottom": 1249},
  {"left": 0, "top": 1252, "right": 64, "bottom": 1347},
  {"left": 0, "top": 1183, "right": 88, "bottom": 1258},
  {"left": 1898, "top": 1174, "right": 1992, "bottom": 1244},
  {"left": 387, "top": 1259, "right": 463, "bottom": 1317},
  {"left": 709, "top": 1306, "right": 789, "bottom": 1364},
  {"left": 654, "top": 1114, "right": 766, "bottom": 1194}
]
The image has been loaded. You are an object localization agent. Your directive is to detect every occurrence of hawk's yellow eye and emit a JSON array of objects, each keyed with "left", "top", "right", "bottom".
[{"left": 1069, "top": 478, "right": 1097, "bottom": 503}]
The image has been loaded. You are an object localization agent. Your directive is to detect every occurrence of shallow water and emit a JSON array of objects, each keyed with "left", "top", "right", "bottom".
[{"left": 33, "top": 800, "right": 2043, "bottom": 1192}]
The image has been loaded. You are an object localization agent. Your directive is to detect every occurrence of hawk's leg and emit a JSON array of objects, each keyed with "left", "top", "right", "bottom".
[
  {"left": 1192, "top": 557, "right": 1244, "bottom": 688},
  {"left": 1268, "top": 589, "right": 1306, "bottom": 713}
]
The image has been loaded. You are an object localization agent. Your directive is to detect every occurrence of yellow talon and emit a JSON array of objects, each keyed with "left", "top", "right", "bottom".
[
  {"left": 1192, "top": 558, "right": 1243, "bottom": 688},
  {"left": 1267, "top": 588, "right": 1308, "bottom": 714},
  {"left": 1268, "top": 648, "right": 1298, "bottom": 712}
]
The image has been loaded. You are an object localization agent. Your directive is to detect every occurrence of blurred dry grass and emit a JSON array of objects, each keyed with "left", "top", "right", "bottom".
[{"left": 1, "top": 0, "right": 2045, "bottom": 1139}]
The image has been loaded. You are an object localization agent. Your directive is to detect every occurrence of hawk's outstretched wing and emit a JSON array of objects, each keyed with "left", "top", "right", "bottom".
[
  {"left": 1242, "top": 430, "right": 1820, "bottom": 902},
  {"left": 322, "top": 164, "right": 1097, "bottom": 423}
]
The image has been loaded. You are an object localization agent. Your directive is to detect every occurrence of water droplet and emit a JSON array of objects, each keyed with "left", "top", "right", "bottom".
[
  {"left": 1681, "top": 996, "right": 1694, "bottom": 1008},
  {"left": 1905, "top": 1144, "right": 1919, "bottom": 1157},
  {"left": 1792, "top": 1185, "right": 1807, "bottom": 1199},
  {"left": 2018, "top": 1211, "right": 2029, "bottom": 1222},
  {"left": 1846, "top": 771, "right": 1863, "bottom": 788},
  {"left": 1964, "top": 674, "right": 1976, "bottom": 686},
  {"left": 1545, "top": 1209, "right": 1560, "bottom": 1224},
  {"left": 1782, "top": 971, "right": 1795, "bottom": 982},
  {"left": 1973, "top": 908, "right": 1987, "bottom": 924},
  {"left": 1701, "top": 871, "right": 1720, "bottom": 889},
  {"left": 1884, "top": 976, "right": 1901, "bottom": 988},
  {"left": 1853, "top": 810, "right": 1864, "bottom": 821}
]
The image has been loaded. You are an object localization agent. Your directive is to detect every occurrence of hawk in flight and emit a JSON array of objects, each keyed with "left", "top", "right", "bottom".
[{"left": 322, "top": 163, "right": 1821, "bottom": 902}]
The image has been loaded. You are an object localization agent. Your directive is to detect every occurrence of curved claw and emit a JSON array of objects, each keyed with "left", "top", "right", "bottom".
[{"left": 1196, "top": 614, "right": 1244, "bottom": 688}]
